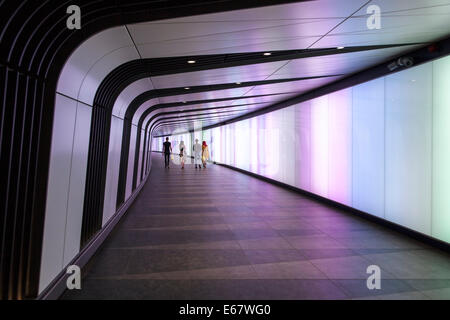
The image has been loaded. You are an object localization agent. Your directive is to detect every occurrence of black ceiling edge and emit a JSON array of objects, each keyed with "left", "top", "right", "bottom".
[
  {"left": 118, "top": 91, "right": 290, "bottom": 202},
  {"left": 154, "top": 113, "right": 243, "bottom": 129},
  {"left": 112, "top": 87, "right": 292, "bottom": 204},
  {"left": 144, "top": 103, "right": 264, "bottom": 128},
  {"left": 149, "top": 108, "right": 252, "bottom": 129},
  {"left": 147, "top": 106, "right": 261, "bottom": 135},
  {"left": 115, "top": 43, "right": 419, "bottom": 78},
  {"left": 125, "top": 74, "right": 342, "bottom": 121},
  {"left": 137, "top": 91, "right": 294, "bottom": 125},
  {"left": 1, "top": 0, "right": 308, "bottom": 82},
  {"left": 130, "top": 102, "right": 261, "bottom": 188},
  {"left": 133, "top": 102, "right": 262, "bottom": 187},
  {"left": 154, "top": 36, "right": 450, "bottom": 137},
  {"left": 139, "top": 93, "right": 291, "bottom": 152},
  {"left": 152, "top": 114, "right": 240, "bottom": 133},
  {"left": 98, "top": 42, "right": 425, "bottom": 199},
  {"left": 94, "top": 43, "right": 419, "bottom": 110},
  {"left": 130, "top": 101, "right": 261, "bottom": 188},
  {"left": 153, "top": 116, "right": 237, "bottom": 131}
]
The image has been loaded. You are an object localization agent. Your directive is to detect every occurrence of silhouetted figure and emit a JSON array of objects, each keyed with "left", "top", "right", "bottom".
[{"left": 163, "top": 137, "right": 172, "bottom": 168}]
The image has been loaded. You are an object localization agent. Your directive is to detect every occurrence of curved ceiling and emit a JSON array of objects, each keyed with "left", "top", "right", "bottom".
[{"left": 57, "top": 0, "right": 450, "bottom": 138}]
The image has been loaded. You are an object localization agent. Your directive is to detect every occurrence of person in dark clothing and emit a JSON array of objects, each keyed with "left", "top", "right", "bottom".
[{"left": 163, "top": 137, "right": 172, "bottom": 168}]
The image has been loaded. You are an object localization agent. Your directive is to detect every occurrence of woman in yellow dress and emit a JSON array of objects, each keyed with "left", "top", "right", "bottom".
[{"left": 201, "top": 141, "right": 210, "bottom": 168}]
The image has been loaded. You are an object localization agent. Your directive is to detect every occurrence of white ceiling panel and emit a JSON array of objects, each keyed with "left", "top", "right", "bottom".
[
  {"left": 244, "top": 76, "right": 343, "bottom": 96},
  {"left": 152, "top": 108, "right": 257, "bottom": 125},
  {"left": 134, "top": 25, "right": 323, "bottom": 58},
  {"left": 144, "top": 102, "right": 269, "bottom": 130},
  {"left": 157, "top": 87, "right": 254, "bottom": 104},
  {"left": 150, "top": 61, "right": 288, "bottom": 89},
  {"left": 155, "top": 117, "right": 239, "bottom": 134},
  {"left": 311, "top": 0, "right": 450, "bottom": 48},
  {"left": 132, "top": 98, "right": 160, "bottom": 125},
  {"left": 229, "top": 93, "right": 298, "bottom": 106},
  {"left": 269, "top": 45, "right": 421, "bottom": 79},
  {"left": 112, "top": 78, "right": 154, "bottom": 118},
  {"left": 172, "top": 100, "right": 257, "bottom": 110},
  {"left": 128, "top": 0, "right": 368, "bottom": 57},
  {"left": 77, "top": 47, "right": 141, "bottom": 106},
  {"left": 154, "top": 113, "right": 244, "bottom": 131},
  {"left": 146, "top": 104, "right": 263, "bottom": 125},
  {"left": 141, "top": 112, "right": 154, "bottom": 130},
  {"left": 57, "top": 26, "right": 138, "bottom": 104}
]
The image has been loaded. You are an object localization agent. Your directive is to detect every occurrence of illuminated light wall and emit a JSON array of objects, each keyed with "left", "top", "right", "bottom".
[
  {"left": 328, "top": 89, "right": 352, "bottom": 205},
  {"left": 154, "top": 133, "right": 192, "bottom": 158},
  {"left": 351, "top": 78, "right": 385, "bottom": 218},
  {"left": 152, "top": 136, "right": 163, "bottom": 153},
  {"left": 384, "top": 63, "right": 433, "bottom": 235},
  {"left": 250, "top": 117, "right": 258, "bottom": 173},
  {"left": 201, "top": 55, "right": 450, "bottom": 244},
  {"left": 310, "top": 95, "right": 329, "bottom": 198},
  {"left": 432, "top": 57, "right": 450, "bottom": 243},
  {"left": 212, "top": 127, "right": 222, "bottom": 162},
  {"left": 297, "top": 101, "right": 311, "bottom": 191}
]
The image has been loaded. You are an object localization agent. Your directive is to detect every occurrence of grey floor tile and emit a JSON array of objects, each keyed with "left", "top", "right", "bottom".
[
  {"left": 299, "top": 248, "right": 358, "bottom": 260},
  {"left": 252, "top": 261, "right": 326, "bottom": 279},
  {"left": 125, "top": 249, "right": 252, "bottom": 274},
  {"left": 310, "top": 255, "right": 396, "bottom": 280},
  {"left": 258, "top": 280, "right": 349, "bottom": 299},
  {"left": 243, "top": 249, "right": 306, "bottom": 264},
  {"left": 64, "top": 154, "right": 450, "bottom": 300},
  {"left": 362, "top": 250, "right": 450, "bottom": 280},
  {"left": 421, "top": 287, "right": 450, "bottom": 300},
  {"left": 333, "top": 279, "right": 417, "bottom": 299}
]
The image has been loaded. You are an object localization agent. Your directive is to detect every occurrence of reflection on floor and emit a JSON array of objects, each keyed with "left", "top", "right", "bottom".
[{"left": 62, "top": 154, "right": 450, "bottom": 300}]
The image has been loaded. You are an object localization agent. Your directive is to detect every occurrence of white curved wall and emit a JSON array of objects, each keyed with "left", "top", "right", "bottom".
[
  {"left": 113, "top": 79, "right": 155, "bottom": 118},
  {"left": 103, "top": 116, "right": 125, "bottom": 226},
  {"left": 39, "top": 96, "right": 92, "bottom": 293},
  {"left": 40, "top": 28, "right": 153, "bottom": 295},
  {"left": 57, "top": 27, "right": 140, "bottom": 106}
]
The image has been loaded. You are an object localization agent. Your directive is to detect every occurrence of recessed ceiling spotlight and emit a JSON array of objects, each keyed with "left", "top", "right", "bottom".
[
  {"left": 337, "top": 46, "right": 345, "bottom": 50},
  {"left": 236, "top": 82, "right": 241, "bottom": 84},
  {"left": 184, "top": 87, "right": 190, "bottom": 90},
  {"left": 263, "top": 52, "right": 272, "bottom": 56},
  {"left": 187, "top": 60, "right": 196, "bottom": 64}
]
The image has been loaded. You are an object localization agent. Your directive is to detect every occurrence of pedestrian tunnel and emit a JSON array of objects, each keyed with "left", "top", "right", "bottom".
[{"left": 1, "top": 0, "right": 450, "bottom": 300}]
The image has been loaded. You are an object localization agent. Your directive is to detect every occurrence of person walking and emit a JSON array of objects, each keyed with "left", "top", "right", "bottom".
[
  {"left": 193, "top": 139, "right": 202, "bottom": 169},
  {"left": 202, "top": 141, "right": 210, "bottom": 168},
  {"left": 163, "top": 137, "right": 172, "bottom": 168},
  {"left": 179, "top": 140, "right": 186, "bottom": 169}
]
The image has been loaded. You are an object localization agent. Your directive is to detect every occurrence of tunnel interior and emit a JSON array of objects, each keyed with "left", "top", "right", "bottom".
[{"left": 1, "top": 0, "right": 450, "bottom": 300}]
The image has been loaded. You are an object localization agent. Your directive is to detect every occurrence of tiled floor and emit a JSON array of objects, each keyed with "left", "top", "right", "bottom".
[{"left": 62, "top": 154, "right": 450, "bottom": 300}]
